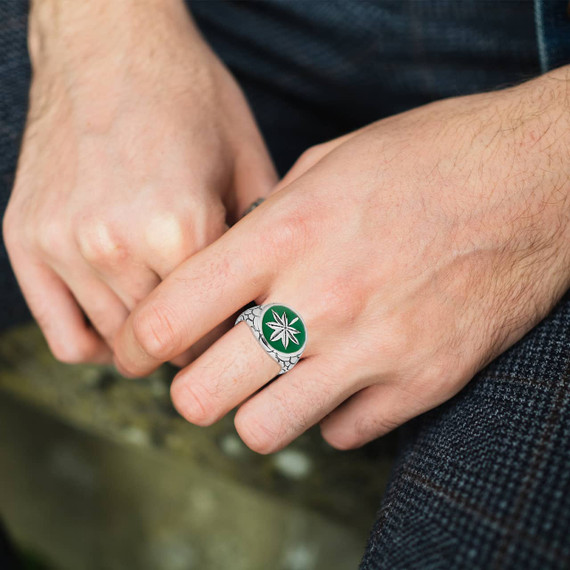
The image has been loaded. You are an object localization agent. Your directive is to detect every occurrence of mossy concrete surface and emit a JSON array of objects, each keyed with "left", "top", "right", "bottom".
[{"left": 0, "top": 324, "right": 395, "bottom": 570}]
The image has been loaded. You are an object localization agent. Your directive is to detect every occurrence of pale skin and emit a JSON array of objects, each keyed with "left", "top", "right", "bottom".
[
  {"left": 2, "top": 0, "right": 276, "bottom": 364},
  {"left": 113, "top": 70, "right": 570, "bottom": 453},
  {"left": 4, "top": 2, "right": 570, "bottom": 453}
]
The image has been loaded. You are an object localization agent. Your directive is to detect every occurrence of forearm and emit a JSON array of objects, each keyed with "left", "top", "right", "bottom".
[
  {"left": 452, "top": 65, "right": 570, "bottom": 284},
  {"left": 508, "top": 65, "right": 570, "bottom": 284},
  {"left": 510, "top": 64, "right": 570, "bottom": 152},
  {"left": 27, "top": 0, "right": 216, "bottom": 130},
  {"left": 29, "top": 0, "right": 199, "bottom": 61}
]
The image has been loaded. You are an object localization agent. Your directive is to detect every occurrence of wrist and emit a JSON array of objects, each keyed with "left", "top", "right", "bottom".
[
  {"left": 506, "top": 67, "right": 570, "bottom": 286},
  {"left": 27, "top": 0, "right": 217, "bottom": 130},
  {"left": 439, "top": 68, "right": 570, "bottom": 293},
  {"left": 29, "top": 0, "right": 201, "bottom": 75},
  {"left": 500, "top": 67, "right": 570, "bottom": 159}
]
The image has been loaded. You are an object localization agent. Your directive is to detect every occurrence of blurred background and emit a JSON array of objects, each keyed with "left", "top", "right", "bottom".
[{"left": 0, "top": 323, "right": 396, "bottom": 570}]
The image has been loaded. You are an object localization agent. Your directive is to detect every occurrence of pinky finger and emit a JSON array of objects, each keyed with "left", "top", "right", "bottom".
[
  {"left": 319, "top": 384, "right": 417, "bottom": 450},
  {"left": 10, "top": 255, "right": 112, "bottom": 364}
]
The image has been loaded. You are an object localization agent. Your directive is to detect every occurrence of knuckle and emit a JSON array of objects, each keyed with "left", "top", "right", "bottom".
[
  {"left": 319, "top": 421, "right": 361, "bottom": 450},
  {"left": 294, "top": 144, "right": 326, "bottom": 172},
  {"left": 234, "top": 410, "right": 280, "bottom": 455},
  {"left": 49, "top": 338, "right": 94, "bottom": 365},
  {"left": 113, "top": 354, "right": 145, "bottom": 379},
  {"left": 132, "top": 303, "right": 180, "bottom": 361},
  {"left": 52, "top": 347, "right": 86, "bottom": 365},
  {"left": 171, "top": 381, "right": 216, "bottom": 426},
  {"left": 75, "top": 219, "right": 127, "bottom": 265},
  {"left": 145, "top": 213, "right": 195, "bottom": 259},
  {"left": 262, "top": 208, "right": 313, "bottom": 260},
  {"left": 378, "top": 314, "right": 416, "bottom": 363},
  {"left": 311, "top": 276, "right": 363, "bottom": 326},
  {"left": 414, "top": 357, "right": 460, "bottom": 401}
]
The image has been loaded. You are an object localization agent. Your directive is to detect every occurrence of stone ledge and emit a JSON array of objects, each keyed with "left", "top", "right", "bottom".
[{"left": 0, "top": 323, "right": 396, "bottom": 569}]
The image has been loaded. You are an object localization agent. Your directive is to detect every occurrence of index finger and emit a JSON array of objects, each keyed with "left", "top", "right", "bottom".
[{"left": 112, "top": 214, "right": 271, "bottom": 377}]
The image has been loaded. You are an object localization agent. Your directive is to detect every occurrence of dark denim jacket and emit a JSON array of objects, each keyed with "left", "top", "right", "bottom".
[{"left": 536, "top": 0, "right": 570, "bottom": 70}]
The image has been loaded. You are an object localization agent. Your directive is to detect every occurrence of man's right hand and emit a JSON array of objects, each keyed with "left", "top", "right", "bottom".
[{"left": 2, "top": 0, "right": 276, "bottom": 365}]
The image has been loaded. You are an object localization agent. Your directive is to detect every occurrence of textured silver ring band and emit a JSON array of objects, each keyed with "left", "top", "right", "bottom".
[{"left": 235, "top": 303, "right": 307, "bottom": 375}]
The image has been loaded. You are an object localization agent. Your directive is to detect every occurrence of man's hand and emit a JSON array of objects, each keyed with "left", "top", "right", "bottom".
[
  {"left": 113, "top": 69, "right": 570, "bottom": 453},
  {"left": 2, "top": 0, "right": 276, "bottom": 364}
]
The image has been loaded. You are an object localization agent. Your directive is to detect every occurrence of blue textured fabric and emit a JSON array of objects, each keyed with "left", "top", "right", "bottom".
[
  {"left": 0, "top": 0, "right": 30, "bottom": 330},
  {"left": 359, "top": 295, "right": 570, "bottom": 569},
  {"left": 0, "top": 2, "right": 569, "bottom": 569},
  {"left": 535, "top": 0, "right": 570, "bottom": 72},
  {"left": 191, "top": 0, "right": 541, "bottom": 173}
]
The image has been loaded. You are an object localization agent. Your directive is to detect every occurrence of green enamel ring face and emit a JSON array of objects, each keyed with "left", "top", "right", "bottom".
[{"left": 260, "top": 304, "right": 307, "bottom": 356}]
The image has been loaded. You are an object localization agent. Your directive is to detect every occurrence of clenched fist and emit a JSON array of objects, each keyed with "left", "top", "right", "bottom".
[{"left": 3, "top": 0, "right": 276, "bottom": 364}]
